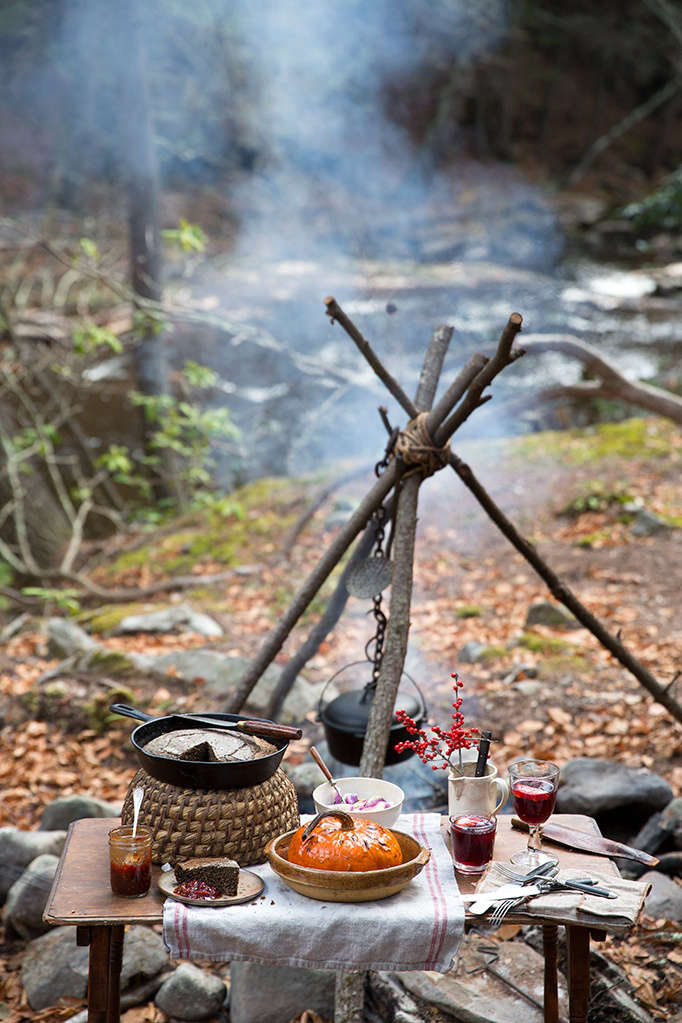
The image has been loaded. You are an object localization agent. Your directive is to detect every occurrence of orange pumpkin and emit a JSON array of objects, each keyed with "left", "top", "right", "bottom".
[{"left": 287, "top": 810, "right": 403, "bottom": 872}]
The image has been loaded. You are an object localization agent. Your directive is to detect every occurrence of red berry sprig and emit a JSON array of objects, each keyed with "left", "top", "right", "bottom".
[{"left": 394, "top": 673, "right": 479, "bottom": 770}]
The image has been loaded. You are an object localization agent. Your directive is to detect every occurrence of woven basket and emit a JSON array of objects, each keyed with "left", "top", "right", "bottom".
[{"left": 121, "top": 767, "right": 299, "bottom": 865}]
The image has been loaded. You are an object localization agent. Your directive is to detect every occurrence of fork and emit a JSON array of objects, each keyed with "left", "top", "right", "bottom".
[
  {"left": 488, "top": 895, "right": 527, "bottom": 929},
  {"left": 488, "top": 861, "right": 558, "bottom": 885}
]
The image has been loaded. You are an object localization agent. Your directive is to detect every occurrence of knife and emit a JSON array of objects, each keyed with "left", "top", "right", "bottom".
[
  {"left": 511, "top": 818, "right": 659, "bottom": 867},
  {"left": 463, "top": 884, "right": 542, "bottom": 914}
]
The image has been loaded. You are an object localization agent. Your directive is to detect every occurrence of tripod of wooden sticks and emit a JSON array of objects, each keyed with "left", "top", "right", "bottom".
[{"left": 223, "top": 296, "right": 681, "bottom": 1023}]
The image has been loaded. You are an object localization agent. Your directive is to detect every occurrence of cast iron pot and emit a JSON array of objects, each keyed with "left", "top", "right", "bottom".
[
  {"left": 110, "top": 704, "right": 299, "bottom": 790},
  {"left": 318, "top": 664, "right": 427, "bottom": 767}
]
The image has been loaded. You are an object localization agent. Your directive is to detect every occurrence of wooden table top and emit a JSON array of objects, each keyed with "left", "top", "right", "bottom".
[{"left": 44, "top": 814, "right": 623, "bottom": 929}]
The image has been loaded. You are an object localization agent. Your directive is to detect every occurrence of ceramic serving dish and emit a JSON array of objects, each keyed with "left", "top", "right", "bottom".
[
  {"left": 264, "top": 827, "right": 430, "bottom": 902},
  {"left": 312, "top": 777, "right": 404, "bottom": 828}
]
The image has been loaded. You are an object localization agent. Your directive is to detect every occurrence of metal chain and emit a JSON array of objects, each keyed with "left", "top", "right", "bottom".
[{"left": 363, "top": 503, "right": 388, "bottom": 697}]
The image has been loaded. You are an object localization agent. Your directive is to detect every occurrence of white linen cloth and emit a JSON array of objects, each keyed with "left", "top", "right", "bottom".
[{"left": 163, "top": 812, "right": 464, "bottom": 972}]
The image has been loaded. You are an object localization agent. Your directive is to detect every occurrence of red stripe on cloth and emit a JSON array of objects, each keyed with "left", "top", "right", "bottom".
[
  {"left": 413, "top": 813, "right": 448, "bottom": 969},
  {"left": 173, "top": 901, "right": 191, "bottom": 958}
]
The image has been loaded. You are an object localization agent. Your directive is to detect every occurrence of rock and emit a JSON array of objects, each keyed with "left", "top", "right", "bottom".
[
  {"left": 0, "top": 827, "right": 66, "bottom": 903},
  {"left": 3, "top": 854, "right": 59, "bottom": 939},
  {"left": 525, "top": 602, "right": 579, "bottom": 630},
  {"left": 21, "top": 924, "right": 169, "bottom": 1011},
  {"left": 556, "top": 759, "right": 673, "bottom": 836},
  {"left": 46, "top": 618, "right": 98, "bottom": 658},
  {"left": 229, "top": 962, "right": 335, "bottom": 1023},
  {"left": 631, "top": 798, "right": 682, "bottom": 855},
  {"left": 119, "top": 926, "right": 170, "bottom": 988},
  {"left": 21, "top": 928, "right": 90, "bottom": 1010},
  {"left": 114, "top": 604, "right": 223, "bottom": 638},
  {"left": 155, "top": 962, "right": 226, "bottom": 1020},
  {"left": 631, "top": 508, "right": 673, "bottom": 537},
  {"left": 40, "top": 795, "right": 121, "bottom": 832},
  {"left": 398, "top": 938, "right": 568, "bottom": 1023},
  {"left": 457, "top": 641, "right": 489, "bottom": 664},
  {"left": 641, "top": 871, "right": 682, "bottom": 921},
  {"left": 148, "top": 650, "right": 323, "bottom": 724}
]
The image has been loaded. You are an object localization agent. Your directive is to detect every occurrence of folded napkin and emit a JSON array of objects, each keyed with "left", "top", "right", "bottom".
[
  {"left": 481, "top": 865, "right": 651, "bottom": 927},
  {"left": 163, "top": 812, "right": 464, "bottom": 972}
]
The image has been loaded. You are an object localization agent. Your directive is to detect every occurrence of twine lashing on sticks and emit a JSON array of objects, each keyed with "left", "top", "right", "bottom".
[{"left": 393, "top": 412, "right": 450, "bottom": 477}]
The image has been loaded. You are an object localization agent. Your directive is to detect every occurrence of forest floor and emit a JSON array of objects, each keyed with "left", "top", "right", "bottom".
[{"left": 0, "top": 415, "right": 681, "bottom": 1021}]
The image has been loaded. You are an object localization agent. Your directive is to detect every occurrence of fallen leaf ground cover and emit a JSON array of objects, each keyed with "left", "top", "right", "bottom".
[{"left": 0, "top": 416, "right": 680, "bottom": 1020}]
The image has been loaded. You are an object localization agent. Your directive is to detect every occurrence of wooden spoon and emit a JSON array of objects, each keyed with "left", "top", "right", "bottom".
[{"left": 310, "top": 746, "right": 345, "bottom": 805}]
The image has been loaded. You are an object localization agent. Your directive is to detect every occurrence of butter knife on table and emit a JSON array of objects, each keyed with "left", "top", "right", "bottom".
[{"left": 462, "top": 884, "right": 542, "bottom": 915}]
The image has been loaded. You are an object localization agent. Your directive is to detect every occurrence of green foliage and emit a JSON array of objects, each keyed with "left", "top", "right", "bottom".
[
  {"left": 132, "top": 308, "right": 166, "bottom": 338},
  {"left": 162, "top": 219, "right": 206, "bottom": 252},
  {"left": 518, "top": 632, "right": 573, "bottom": 655},
  {"left": 560, "top": 481, "right": 635, "bottom": 518},
  {"left": 621, "top": 167, "right": 682, "bottom": 234},
  {"left": 455, "top": 604, "right": 483, "bottom": 619},
  {"left": 73, "top": 321, "right": 123, "bottom": 355},
  {"left": 21, "top": 586, "right": 81, "bottom": 614},
  {"left": 78, "top": 237, "right": 100, "bottom": 262}
]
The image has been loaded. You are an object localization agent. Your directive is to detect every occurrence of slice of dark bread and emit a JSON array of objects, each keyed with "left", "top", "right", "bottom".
[{"left": 174, "top": 857, "right": 240, "bottom": 895}]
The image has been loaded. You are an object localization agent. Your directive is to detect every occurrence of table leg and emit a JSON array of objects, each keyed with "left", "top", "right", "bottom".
[
  {"left": 77, "top": 925, "right": 124, "bottom": 1023},
  {"left": 107, "top": 925, "right": 125, "bottom": 1022},
  {"left": 542, "top": 924, "right": 559, "bottom": 1023},
  {"left": 566, "top": 925, "right": 590, "bottom": 1023}
]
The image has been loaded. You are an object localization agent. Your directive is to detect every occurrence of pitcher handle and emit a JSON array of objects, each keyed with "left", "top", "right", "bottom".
[{"left": 494, "top": 777, "right": 509, "bottom": 813}]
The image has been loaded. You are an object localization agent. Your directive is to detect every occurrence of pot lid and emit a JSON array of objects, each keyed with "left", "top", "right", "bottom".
[{"left": 321, "top": 688, "right": 422, "bottom": 733}]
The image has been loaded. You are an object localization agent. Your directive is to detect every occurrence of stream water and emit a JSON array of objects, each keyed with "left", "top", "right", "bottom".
[{"left": 166, "top": 162, "right": 680, "bottom": 484}]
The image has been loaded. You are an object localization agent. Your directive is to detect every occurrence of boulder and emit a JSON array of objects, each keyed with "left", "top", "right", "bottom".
[
  {"left": 155, "top": 962, "right": 226, "bottom": 1020},
  {"left": 556, "top": 757, "right": 674, "bottom": 826},
  {"left": 21, "top": 928, "right": 90, "bottom": 1010},
  {"left": 525, "top": 602, "right": 579, "bottom": 630},
  {"left": 3, "top": 854, "right": 59, "bottom": 939},
  {"left": 113, "top": 604, "right": 223, "bottom": 638},
  {"left": 40, "top": 795, "right": 120, "bottom": 832},
  {"left": 641, "top": 871, "right": 682, "bottom": 921},
  {"left": 229, "top": 962, "right": 335, "bottom": 1023},
  {"left": 457, "top": 641, "right": 489, "bottom": 664},
  {"left": 46, "top": 618, "right": 98, "bottom": 658},
  {"left": 0, "top": 827, "right": 66, "bottom": 903},
  {"left": 148, "top": 650, "right": 321, "bottom": 724},
  {"left": 21, "top": 924, "right": 168, "bottom": 1011}
]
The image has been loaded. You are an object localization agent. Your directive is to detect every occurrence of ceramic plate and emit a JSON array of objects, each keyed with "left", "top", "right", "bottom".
[{"left": 158, "top": 868, "right": 264, "bottom": 907}]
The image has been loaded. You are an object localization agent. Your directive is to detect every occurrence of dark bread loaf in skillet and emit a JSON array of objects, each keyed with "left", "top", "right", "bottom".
[{"left": 174, "top": 857, "right": 240, "bottom": 895}]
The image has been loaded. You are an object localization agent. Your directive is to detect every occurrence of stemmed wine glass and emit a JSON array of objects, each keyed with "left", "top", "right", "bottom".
[{"left": 508, "top": 759, "right": 560, "bottom": 869}]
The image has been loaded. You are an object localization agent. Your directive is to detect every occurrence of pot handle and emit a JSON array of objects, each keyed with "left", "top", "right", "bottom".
[
  {"left": 301, "top": 809, "right": 355, "bottom": 842},
  {"left": 109, "top": 703, "right": 155, "bottom": 723},
  {"left": 317, "top": 661, "right": 428, "bottom": 719}
]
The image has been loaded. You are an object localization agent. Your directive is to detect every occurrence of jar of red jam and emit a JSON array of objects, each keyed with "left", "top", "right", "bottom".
[{"left": 109, "top": 826, "right": 152, "bottom": 897}]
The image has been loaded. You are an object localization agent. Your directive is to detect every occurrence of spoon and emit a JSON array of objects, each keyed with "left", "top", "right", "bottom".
[
  {"left": 131, "top": 786, "right": 144, "bottom": 839},
  {"left": 310, "top": 746, "right": 345, "bottom": 805}
]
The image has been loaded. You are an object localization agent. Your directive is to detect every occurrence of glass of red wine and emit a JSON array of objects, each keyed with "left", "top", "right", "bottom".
[{"left": 508, "top": 759, "right": 560, "bottom": 869}]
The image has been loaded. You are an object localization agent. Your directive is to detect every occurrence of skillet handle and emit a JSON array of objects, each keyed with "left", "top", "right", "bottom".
[
  {"left": 239, "top": 720, "right": 302, "bottom": 741},
  {"left": 109, "top": 703, "right": 155, "bottom": 723}
]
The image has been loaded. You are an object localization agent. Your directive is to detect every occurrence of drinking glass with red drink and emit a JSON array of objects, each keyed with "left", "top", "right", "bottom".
[
  {"left": 450, "top": 813, "right": 497, "bottom": 874},
  {"left": 508, "top": 760, "right": 560, "bottom": 869}
]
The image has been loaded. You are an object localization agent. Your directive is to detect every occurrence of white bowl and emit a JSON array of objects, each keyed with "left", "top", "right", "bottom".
[{"left": 312, "top": 777, "right": 404, "bottom": 828}]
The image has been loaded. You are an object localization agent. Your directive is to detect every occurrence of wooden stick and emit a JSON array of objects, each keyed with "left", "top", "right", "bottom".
[
  {"left": 325, "top": 296, "right": 414, "bottom": 414},
  {"left": 359, "top": 324, "right": 452, "bottom": 778},
  {"left": 448, "top": 450, "right": 682, "bottom": 726},
  {"left": 264, "top": 519, "right": 377, "bottom": 719},
  {"left": 223, "top": 460, "right": 401, "bottom": 713}
]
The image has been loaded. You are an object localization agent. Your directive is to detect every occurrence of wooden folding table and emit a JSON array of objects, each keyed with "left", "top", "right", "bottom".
[{"left": 43, "top": 815, "right": 640, "bottom": 1023}]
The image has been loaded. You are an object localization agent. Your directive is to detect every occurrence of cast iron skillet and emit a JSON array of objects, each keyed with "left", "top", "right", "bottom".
[{"left": 110, "top": 704, "right": 298, "bottom": 790}]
